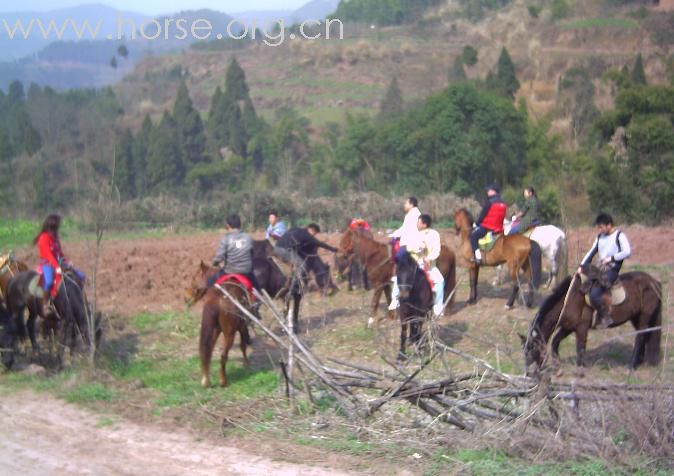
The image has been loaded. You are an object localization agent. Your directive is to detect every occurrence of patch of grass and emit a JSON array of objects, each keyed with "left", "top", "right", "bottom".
[
  {"left": 560, "top": 18, "right": 639, "bottom": 30},
  {"left": 296, "top": 432, "right": 375, "bottom": 456},
  {"left": 61, "top": 382, "right": 116, "bottom": 403},
  {"left": 132, "top": 311, "right": 198, "bottom": 338},
  {"left": 96, "top": 417, "right": 117, "bottom": 428}
]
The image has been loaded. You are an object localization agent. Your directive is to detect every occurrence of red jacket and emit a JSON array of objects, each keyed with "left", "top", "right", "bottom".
[
  {"left": 480, "top": 201, "right": 507, "bottom": 233},
  {"left": 37, "top": 232, "right": 65, "bottom": 268}
]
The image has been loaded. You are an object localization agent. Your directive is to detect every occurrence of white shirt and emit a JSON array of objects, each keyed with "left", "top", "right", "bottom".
[
  {"left": 581, "top": 229, "right": 631, "bottom": 266},
  {"left": 406, "top": 228, "right": 442, "bottom": 266},
  {"left": 391, "top": 207, "right": 421, "bottom": 247}
]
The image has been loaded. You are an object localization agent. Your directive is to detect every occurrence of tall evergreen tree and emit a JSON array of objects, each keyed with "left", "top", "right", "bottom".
[
  {"left": 225, "top": 57, "right": 250, "bottom": 103},
  {"left": 631, "top": 53, "right": 647, "bottom": 86},
  {"left": 146, "top": 112, "right": 184, "bottom": 190},
  {"left": 173, "top": 81, "right": 207, "bottom": 168},
  {"left": 133, "top": 114, "right": 153, "bottom": 197},
  {"left": 115, "top": 129, "right": 136, "bottom": 199},
  {"left": 488, "top": 47, "right": 520, "bottom": 99},
  {"left": 448, "top": 56, "right": 467, "bottom": 84},
  {"left": 378, "top": 76, "right": 404, "bottom": 120}
]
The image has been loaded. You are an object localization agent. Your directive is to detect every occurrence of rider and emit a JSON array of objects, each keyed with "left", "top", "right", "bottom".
[
  {"left": 577, "top": 213, "right": 631, "bottom": 329},
  {"left": 470, "top": 184, "right": 507, "bottom": 264},
  {"left": 405, "top": 214, "right": 445, "bottom": 317},
  {"left": 265, "top": 209, "right": 287, "bottom": 244},
  {"left": 274, "top": 224, "right": 338, "bottom": 287},
  {"left": 389, "top": 197, "right": 422, "bottom": 311},
  {"left": 509, "top": 186, "right": 540, "bottom": 234},
  {"left": 211, "top": 214, "right": 262, "bottom": 315}
]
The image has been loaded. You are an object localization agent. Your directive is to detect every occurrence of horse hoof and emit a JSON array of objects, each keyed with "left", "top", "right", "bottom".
[
  {"left": 201, "top": 377, "right": 210, "bottom": 388},
  {"left": 367, "top": 317, "right": 374, "bottom": 328},
  {"left": 467, "top": 300, "right": 476, "bottom": 306}
]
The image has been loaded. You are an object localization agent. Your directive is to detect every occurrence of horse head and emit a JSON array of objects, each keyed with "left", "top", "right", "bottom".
[
  {"left": 453, "top": 209, "right": 473, "bottom": 236},
  {"left": 185, "top": 261, "right": 218, "bottom": 306},
  {"left": 521, "top": 322, "right": 546, "bottom": 377},
  {"left": 395, "top": 249, "right": 419, "bottom": 302}
]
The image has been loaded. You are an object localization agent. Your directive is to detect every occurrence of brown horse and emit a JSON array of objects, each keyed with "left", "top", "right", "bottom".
[
  {"left": 454, "top": 208, "right": 542, "bottom": 308},
  {"left": 522, "top": 268, "right": 662, "bottom": 374},
  {"left": 0, "top": 253, "right": 29, "bottom": 302},
  {"left": 334, "top": 228, "right": 371, "bottom": 291},
  {"left": 185, "top": 262, "right": 251, "bottom": 388},
  {"left": 337, "top": 227, "right": 456, "bottom": 326}
]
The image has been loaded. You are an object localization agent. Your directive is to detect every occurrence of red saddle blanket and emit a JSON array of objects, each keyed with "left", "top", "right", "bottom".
[{"left": 215, "top": 274, "right": 255, "bottom": 301}]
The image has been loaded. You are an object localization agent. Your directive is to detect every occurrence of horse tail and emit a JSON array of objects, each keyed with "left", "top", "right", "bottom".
[
  {"left": 645, "top": 279, "right": 662, "bottom": 366},
  {"left": 528, "top": 240, "right": 543, "bottom": 290},
  {"left": 239, "top": 321, "right": 252, "bottom": 348},
  {"left": 555, "top": 235, "right": 568, "bottom": 285}
]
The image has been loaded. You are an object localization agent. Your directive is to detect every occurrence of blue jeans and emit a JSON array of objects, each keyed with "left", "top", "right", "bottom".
[
  {"left": 43, "top": 265, "right": 85, "bottom": 294},
  {"left": 469, "top": 226, "right": 489, "bottom": 252}
]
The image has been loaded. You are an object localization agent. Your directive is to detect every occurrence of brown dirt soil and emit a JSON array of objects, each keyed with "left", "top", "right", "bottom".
[{"left": 4, "top": 224, "right": 673, "bottom": 474}]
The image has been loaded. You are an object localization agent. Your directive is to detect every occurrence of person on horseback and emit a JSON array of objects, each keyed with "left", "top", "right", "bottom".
[
  {"left": 388, "top": 197, "right": 422, "bottom": 311},
  {"left": 265, "top": 209, "right": 287, "bottom": 244},
  {"left": 211, "top": 214, "right": 262, "bottom": 316},
  {"left": 577, "top": 213, "right": 631, "bottom": 329},
  {"left": 509, "top": 187, "right": 540, "bottom": 234},
  {"left": 34, "top": 214, "right": 85, "bottom": 303},
  {"left": 405, "top": 214, "right": 445, "bottom": 317},
  {"left": 470, "top": 185, "right": 507, "bottom": 264}
]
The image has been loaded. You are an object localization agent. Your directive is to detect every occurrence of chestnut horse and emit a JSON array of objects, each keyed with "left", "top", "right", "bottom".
[
  {"left": 522, "top": 268, "right": 662, "bottom": 374},
  {"left": 454, "top": 208, "right": 542, "bottom": 308},
  {"left": 337, "top": 227, "right": 456, "bottom": 326},
  {"left": 185, "top": 262, "right": 251, "bottom": 388},
  {"left": 0, "top": 253, "right": 29, "bottom": 302}
]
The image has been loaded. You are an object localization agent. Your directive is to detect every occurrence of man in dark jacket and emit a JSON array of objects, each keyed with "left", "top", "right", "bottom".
[{"left": 470, "top": 184, "right": 507, "bottom": 264}]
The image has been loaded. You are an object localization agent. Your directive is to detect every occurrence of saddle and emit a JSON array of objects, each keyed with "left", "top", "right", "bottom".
[
  {"left": 215, "top": 274, "right": 255, "bottom": 303},
  {"left": 478, "top": 232, "right": 502, "bottom": 252},
  {"left": 579, "top": 273, "right": 626, "bottom": 307}
]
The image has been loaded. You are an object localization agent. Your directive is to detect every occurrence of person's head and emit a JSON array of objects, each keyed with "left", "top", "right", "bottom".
[
  {"left": 524, "top": 186, "right": 536, "bottom": 199},
  {"left": 595, "top": 213, "right": 614, "bottom": 235},
  {"left": 226, "top": 214, "right": 241, "bottom": 230},
  {"left": 486, "top": 184, "right": 499, "bottom": 197},
  {"left": 268, "top": 210, "right": 279, "bottom": 226},
  {"left": 34, "top": 214, "right": 61, "bottom": 243},
  {"left": 417, "top": 214, "right": 432, "bottom": 231},
  {"left": 307, "top": 223, "right": 321, "bottom": 236},
  {"left": 404, "top": 196, "right": 418, "bottom": 213}
]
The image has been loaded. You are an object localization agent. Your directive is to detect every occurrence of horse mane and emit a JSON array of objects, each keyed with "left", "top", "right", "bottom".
[{"left": 532, "top": 275, "right": 572, "bottom": 329}]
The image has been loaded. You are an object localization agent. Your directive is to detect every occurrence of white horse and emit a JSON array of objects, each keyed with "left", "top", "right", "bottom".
[{"left": 496, "top": 220, "right": 568, "bottom": 288}]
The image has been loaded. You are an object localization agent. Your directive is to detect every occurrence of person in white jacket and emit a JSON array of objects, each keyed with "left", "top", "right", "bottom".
[
  {"left": 389, "top": 197, "right": 422, "bottom": 311},
  {"left": 405, "top": 214, "right": 445, "bottom": 317}
]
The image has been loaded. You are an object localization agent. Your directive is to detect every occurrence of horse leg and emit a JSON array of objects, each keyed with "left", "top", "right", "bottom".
[
  {"left": 574, "top": 326, "right": 589, "bottom": 367},
  {"left": 199, "top": 304, "right": 220, "bottom": 388},
  {"left": 369, "top": 287, "right": 384, "bottom": 328},
  {"left": 219, "top": 329, "right": 235, "bottom": 387},
  {"left": 506, "top": 282, "right": 519, "bottom": 310},
  {"left": 239, "top": 323, "right": 250, "bottom": 369},
  {"left": 551, "top": 327, "right": 572, "bottom": 362},
  {"left": 27, "top": 308, "right": 40, "bottom": 355},
  {"left": 398, "top": 320, "right": 408, "bottom": 361},
  {"left": 467, "top": 267, "right": 479, "bottom": 305},
  {"left": 630, "top": 332, "right": 647, "bottom": 370}
]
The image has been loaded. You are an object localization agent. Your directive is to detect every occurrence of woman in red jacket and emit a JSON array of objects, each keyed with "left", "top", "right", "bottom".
[{"left": 34, "top": 214, "right": 84, "bottom": 298}]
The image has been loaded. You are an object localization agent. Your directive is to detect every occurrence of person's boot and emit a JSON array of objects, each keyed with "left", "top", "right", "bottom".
[
  {"left": 251, "top": 301, "right": 262, "bottom": 320},
  {"left": 472, "top": 249, "right": 482, "bottom": 265},
  {"left": 432, "top": 281, "right": 445, "bottom": 317}
]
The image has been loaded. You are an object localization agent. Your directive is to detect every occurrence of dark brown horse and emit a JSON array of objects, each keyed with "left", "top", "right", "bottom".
[
  {"left": 454, "top": 208, "right": 542, "bottom": 308},
  {"left": 337, "top": 227, "right": 456, "bottom": 326},
  {"left": 522, "top": 269, "right": 662, "bottom": 374},
  {"left": 185, "top": 262, "right": 251, "bottom": 388},
  {"left": 0, "top": 253, "right": 29, "bottom": 302}
]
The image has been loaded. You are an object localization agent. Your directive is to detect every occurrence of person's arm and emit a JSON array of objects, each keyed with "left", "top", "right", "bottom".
[
  {"left": 426, "top": 232, "right": 441, "bottom": 262},
  {"left": 272, "top": 221, "right": 287, "bottom": 239},
  {"left": 315, "top": 238, "right": 338, "bottom": 253},
  {"left": 38, "top": 234, "right": 60, "bottom": 269},
  {"left": 212, "top": 236, "right": 228, "bottom": 266},
  {"left": 475, "top": 201, "right": 491, "bottom": 226},
  {"left": 612, "top": 233, "right": 631, "bottom": 262},
  {"left": 580, "top": 237, "right": 599, "bottom": 267},
  {"left": 265, "top": 225, "right": 271, "bottom": 240}
]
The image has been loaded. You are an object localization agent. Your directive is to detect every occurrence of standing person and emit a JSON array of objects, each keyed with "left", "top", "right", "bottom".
[
  {"left": 470, "top": 184, "right": 507, "bottom": 264},
  {"left": 405, "top": 214, "right": 445, "bottom": 317},
  {"left": 389, "top": 197, "right": 422, "bottom": 311},
  {"left": 34, "top": 214, "right": 85, "bottom": 302},
  {"left": 577, "top": 213, "right": 631, "bottom": 329},
  {"left": 510, "top": 187, "right": 540, "bottom": 234},
  {"left": 211, "top": 214, "right": 262, "bottom": 315},
  {"left": 265, "top": 209, "right": 287, "bottom": 244}
]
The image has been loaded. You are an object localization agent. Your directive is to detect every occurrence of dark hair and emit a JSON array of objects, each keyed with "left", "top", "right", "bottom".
[
  {"left": 269, "top": 209, "right": 278, "bottom": 217},
  {"left": 407, "top": 196, "right": 418, "bottom": 207},
  {"left": 525, "top": 186, "right": 536, "bottom": 197},
  {"left": 307, "top": 223, "right": 321, "bottom": 233},
  {"left": 226, "top": 214, "right": 241, "bottom": 229},
  {"left": 595, "top": 213, "right": 613, "bottom": 226},
  {"left": 34, "top": 214, "right": 61, "bottom": 244},
  {"left": 419, "top": 214, "right": 432, "bottom": 227},
  {"left": 486, "top": 184, "right": 500, "bottom": 194}
]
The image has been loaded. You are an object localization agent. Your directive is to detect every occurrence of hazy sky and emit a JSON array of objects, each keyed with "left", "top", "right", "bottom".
[{"left": 0, "top": 1, "right": 310, "bottom": 15}]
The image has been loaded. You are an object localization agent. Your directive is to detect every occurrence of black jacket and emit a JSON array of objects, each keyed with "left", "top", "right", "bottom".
[{"left": 276, "top": 228, "right": 337, "bottom": 258}]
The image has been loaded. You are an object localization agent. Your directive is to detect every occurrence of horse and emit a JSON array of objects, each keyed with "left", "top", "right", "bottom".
[
  {"left": 395, "top": 249, "right": 434, "bottom": 360},
  {"left": 337, "top": 227, "right": 456, "bottom": 326},
  {"left": 334, "top": 228, "right": 371, "bottom": 291},
  {"left": 0, "top": 253, "right": 29, "bottom": 303},
  {"left": 496, "top": 220, "right": 568, "bottom": 288},
  {"left": 454, "top": 208, "right": 542, "bottom": 308},
  {"left": 522, "top": 268, "right": 662, "bottom": 375},
  {"left": 185, "top": 262, "right": 251, "bottom": 388}
]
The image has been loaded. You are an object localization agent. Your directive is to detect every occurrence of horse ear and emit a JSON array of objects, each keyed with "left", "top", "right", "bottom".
[
  {"left": 200, "top": 260, "right": 208, "bottom": 271},
  {"left": 518, "top": 333, "right": 527, "bottom": 346}
]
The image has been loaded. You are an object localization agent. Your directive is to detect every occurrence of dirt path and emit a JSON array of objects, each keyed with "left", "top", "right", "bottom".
[{"left": 0, "top": 390, "right": 354, "bottom": 476}]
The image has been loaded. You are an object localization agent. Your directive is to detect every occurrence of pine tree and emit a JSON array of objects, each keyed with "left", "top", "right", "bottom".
[
  {"left": 378, "top": 76, "right": 404, "bottom": 119},
  {"left": 133, "top": 114, "right": 153, "bottom": 196},
  {"left": 146, "top": 112, "right": 184, "bottom": 190},
  {"left": 115, "top": 129, "right": 136, "bottom": 199},
  {"left": 173, "top": 81, "right": 207, "bottom": 169},
  {"left": 490, "top": 47, "right": 520, "bottom": 99},
  {"left": 631, "top": 53, "right": 647, "bottom": 86},
  {"left": 448, "top": 56, "right": 467, "bottom": 84},
  {"left": 225, "top": 57, "right": 250, "bottom": 102},
  {"left": 0, "top": 128, "right": 14, "bottom": 161}
]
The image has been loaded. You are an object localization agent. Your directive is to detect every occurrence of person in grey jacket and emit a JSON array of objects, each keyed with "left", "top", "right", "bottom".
[{"left": 211, "top": 214, "right": 261, "bottom": 295}]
